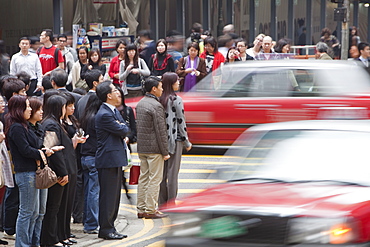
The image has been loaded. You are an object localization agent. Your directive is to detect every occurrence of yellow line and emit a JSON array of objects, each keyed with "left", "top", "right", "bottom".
[
  {"left": 122, "top": 217, "right": 170, "bottom": 247},
  {"left": 177, "top": 179, "right": 225, "bottom": 183},
  {"left": 101, "top": 208, "right": 154, "bottom": 247},
  {"left": 146, "top": 240, "right": 165, "bottom": 247},
  {"left": 179, "top": 169, "right": 216, "bottom": 173},
  {"left": 124, "top": 189, "right": 205, "bottom": 194}
]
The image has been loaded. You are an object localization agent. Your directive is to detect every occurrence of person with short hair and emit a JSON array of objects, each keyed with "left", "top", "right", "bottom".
[
  {"left": 57, "top": 34, "right": 75, "bottom": 83},
  {"left": 38, "top": 29, "right": 65, "bottom": 76},
  {"left": 176, "top": 42, "right": 207, "bottom": 92},
  {"left": 136, "top": 76, "right": 170, "bottom": 219},
  {"left": 246, "top": 33, "right": 265, "bottom": 59},
  {"left": 108, "top": 40, "right": 127, "bottom": 87},
  {"left": 357, "top": 42, "right": 370, "bottom": 66},
  {"left": 95, "top": 81, "right": 129, "bottom": 240},
  {"left": 76, "top": 69, "right": 103, "bottom": 119},
  {"left": 50, "top": 68, "right": 81, "bottom": 110},
  {"left": 10, "top": 37, "right": 43, "bottom": 96},
  {"left": 80, "top": 48, "right": 106, "bottom": 80},
  {"left": 316, "top": 42, "right": 333, "bottom": 60},
  {"left": 199, "top": 36, "right": 225, "bottom": 74}
]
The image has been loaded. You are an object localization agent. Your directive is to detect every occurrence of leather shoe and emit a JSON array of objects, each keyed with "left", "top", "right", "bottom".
[
  {"left": 144, "top": 212, "right": 168, "bottom": 219},
  {"left": 137, "top": 212, "right": 144, "bottom": 218},
  {"left": 69, "top": 234, "right": 76, "bottom": 238},
  {"left": 60, "top": 240, "right": 73, "bottom": 245},
  {"left": 99, "top": 232, "right": 127, "bottom": 240},
  {"left": 84, "top": 229, "right": 98, "bottom": 234},
  {"left": 68, "top": 239, "right": 77, "bottom": 244}
]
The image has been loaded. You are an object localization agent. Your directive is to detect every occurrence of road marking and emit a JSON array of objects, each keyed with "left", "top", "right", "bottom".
[
  {"left": 100, "top": 206, "right": 154, "bottom": 247},
  {"left": 120, "top": 218, "right": 170, "bottom": 247},
  {"left": 146, "top": 240, "right": 165, "bottom": 247},
  {"left": 124, "top": 189, "right": 205, "bottom": 194},
  {"left": 179, "top": 169, "right": 216, "bottom": 173},
  {"left": 176, "top": 179, "right": 225, "bottom": 183}
]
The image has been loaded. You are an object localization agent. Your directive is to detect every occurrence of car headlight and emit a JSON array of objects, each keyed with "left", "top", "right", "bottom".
[
  {"left": 287, "top": 217, "right": 359, "bottom": 244},
  {"left": 165, "top": 213, "right": 208, "bottom": 237}
]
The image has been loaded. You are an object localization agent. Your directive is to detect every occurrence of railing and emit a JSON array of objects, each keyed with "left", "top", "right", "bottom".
[{"left": 291, "top": 45, "right": 316, "bottom": 59}]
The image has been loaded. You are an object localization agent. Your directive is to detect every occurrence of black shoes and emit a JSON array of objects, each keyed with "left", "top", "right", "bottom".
[
  {"left": 99, "top": 232, "right": 128, "bottom": 240},
  {"left": 83, "top": 229, "right": 99, "bottom": 234}
]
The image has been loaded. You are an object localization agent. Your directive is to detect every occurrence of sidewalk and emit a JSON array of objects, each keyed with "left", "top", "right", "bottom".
[{"left": 2, "top": 214, "right": 129, "bottom": 246}]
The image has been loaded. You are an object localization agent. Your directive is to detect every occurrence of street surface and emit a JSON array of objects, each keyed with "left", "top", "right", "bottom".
[{"left": 1, "top": 148, "right": 235, "bottom": 247}]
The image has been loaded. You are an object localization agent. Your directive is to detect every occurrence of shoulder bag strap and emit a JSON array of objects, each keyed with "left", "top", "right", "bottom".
[{"left": 37, "top": 150, "right": 48, "bottom": 169}]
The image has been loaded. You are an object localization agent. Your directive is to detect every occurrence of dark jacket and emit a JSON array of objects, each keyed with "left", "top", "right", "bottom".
[
  {"left": 80, "top": 63, "right": 106, "bottom": 80},
  {"left": 136, "top": 94, "right": 169, "bottom": 156},
  {"left": 148, "top": 53, "right": 175, "bottom": 77},
  {"left": 7, "top": 123, "right": 42, "bottom": 172},
  {"left": 41, "top": 118, "right": 76, "bottom": 177},
  {"left": 95, "top": 103, "right": 129, "bottom": 169},
  {"left": 118, "top": 105, "right": 137, "bottom": 143},
  {"left": 80, "top": 115, "right": 97, "bottom": 157}
]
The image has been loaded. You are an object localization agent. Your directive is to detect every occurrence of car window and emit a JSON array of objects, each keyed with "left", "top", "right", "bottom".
[
  {"left": 193, "top": 62, "right": 370, "bottom": 97},
  {"left": 222, "top": 129, "right": 370, "bottom": 186}
]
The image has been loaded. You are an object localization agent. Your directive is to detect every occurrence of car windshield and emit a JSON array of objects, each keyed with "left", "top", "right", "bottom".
[
  {"left": 191, "top": 61, "right": 370, "bottom": 97},
  {"left": 220, "top": 129, "right": 370, "bottom": 186}
]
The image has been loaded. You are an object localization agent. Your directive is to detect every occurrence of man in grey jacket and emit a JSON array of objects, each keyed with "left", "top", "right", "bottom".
[{"left": 136, "top": 76, "right": 170, "bottom": 219}]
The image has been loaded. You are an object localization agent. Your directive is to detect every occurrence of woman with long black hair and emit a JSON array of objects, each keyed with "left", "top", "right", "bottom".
[
  {"left": 119, "top": 43, "right": 150, "bottom": 98},
  {"left": 80, "top": 48, "right": 106, "bottom": 80},
  {"left": 5, "top": 95, "right": 55, "bottom": 247},
  {"left": 79, "top": 93, "right": 101, "bottom": 234},
  {"left": 40, "top": 95, "right": 71, "bottom": 247},
  {"left": 158, "top": 72, "right": 192, "bottom": 207},
  {"left": 148, "top": 39, "right": 175, "bottom": 77},
  {"left": 70, "top": 46, "right": 89, "bottom": 91}
]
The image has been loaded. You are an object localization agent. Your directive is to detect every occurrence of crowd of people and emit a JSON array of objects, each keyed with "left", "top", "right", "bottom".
[{"left": 0, "top": 22, "right": 368, "bottom": 247}]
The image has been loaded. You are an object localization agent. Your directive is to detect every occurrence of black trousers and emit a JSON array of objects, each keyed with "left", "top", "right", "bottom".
[
  {"left": 41, "top": 183, "right": 65, "bottom": 246},
  {"left": 97, "top": 167, "right": 122, "bottom": 236},
  {"left": 57, "top": 173, "right": 77, "bottom": 241}
]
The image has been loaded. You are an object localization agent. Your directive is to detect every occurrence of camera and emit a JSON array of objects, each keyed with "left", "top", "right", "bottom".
[{"left": 190, "top": 32, "right": 201, "bottom": 43}]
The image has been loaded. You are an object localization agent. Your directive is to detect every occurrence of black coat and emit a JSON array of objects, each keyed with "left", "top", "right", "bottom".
[
  {"left": 7, "top": 123, "right": 43, "bottom": 172},
  {"left": 41, "top": 118, "right": 77, "bottom": 177}
]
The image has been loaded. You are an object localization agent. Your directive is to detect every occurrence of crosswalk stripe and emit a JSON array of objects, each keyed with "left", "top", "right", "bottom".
[
  {"left": 177, "top": 179, "right": 225, "bottom": 183},
  {"left": 179, "top": 169, "right": 216, "bottom": 173},
  {"left": 124, "top": 189, "right": 205, "bottom": 194}
]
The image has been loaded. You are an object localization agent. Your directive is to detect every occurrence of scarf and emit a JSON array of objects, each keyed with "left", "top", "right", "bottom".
[
  {"left": 184, "top": 56, "right": 198, "bottom": 92},
  {"left": 152, "top": 53, "right": 172, "bottom": 71}
]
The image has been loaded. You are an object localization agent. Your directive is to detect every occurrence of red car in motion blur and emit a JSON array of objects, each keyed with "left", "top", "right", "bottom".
[
  {"left": 127, "top": 60, "right": 370, "bottom": 147},
  {"left": 163, "top": 120, "right": 370, "bottom": 246}
]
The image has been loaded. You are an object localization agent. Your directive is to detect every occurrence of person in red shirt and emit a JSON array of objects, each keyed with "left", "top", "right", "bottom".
[
  {"left": 38, "top": 29, "right": 64, "bottom": 76},
  {"left": 199, "top": 36, "right": 225, "bottom": 75},
  {"left": 108, "top": 39, "right": 126, "bottom": 87}
]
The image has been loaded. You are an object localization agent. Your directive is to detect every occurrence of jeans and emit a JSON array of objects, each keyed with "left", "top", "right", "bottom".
[
  {"left": 81, "top": 156, "right": 99, "bottom": 231},
  {"left": 31, "top": 188, "right": 47, "bottom": 246},
  {"left": 14, "top": 171, "right": 39, "bottom": 247}
]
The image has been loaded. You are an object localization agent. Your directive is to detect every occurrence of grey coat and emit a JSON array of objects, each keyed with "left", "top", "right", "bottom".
[{"left": 136, "top": 94, "right": 169, "bottom": 156}]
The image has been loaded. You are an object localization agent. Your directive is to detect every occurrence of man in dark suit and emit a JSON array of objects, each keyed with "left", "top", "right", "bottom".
[
  {"left": 357, "top": 42, "right": 370, "bottom": 75},
  {"left": 95, "top": 81, "right": 129, "bottom": 240}
]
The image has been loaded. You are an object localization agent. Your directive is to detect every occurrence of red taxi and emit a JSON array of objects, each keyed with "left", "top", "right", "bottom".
[
  {"left": 127, "top": 60, "right": 370, "bottom": 147},
  {"left": 163, "top": 120, "right": 370, "bottom": 246}
]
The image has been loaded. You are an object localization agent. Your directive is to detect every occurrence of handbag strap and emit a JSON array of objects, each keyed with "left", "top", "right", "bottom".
[{"left": 36, "top": 150, "right": 48, "bottom": 169}]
